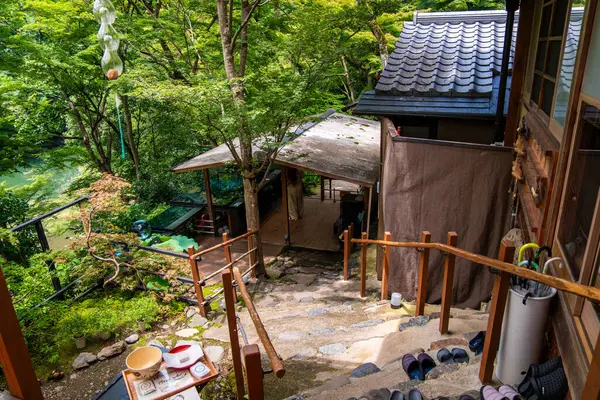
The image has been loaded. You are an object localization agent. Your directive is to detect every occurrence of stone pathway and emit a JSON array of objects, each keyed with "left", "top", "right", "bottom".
[{"left": 232, "top": 248, "right": 491, "bottom": 400}]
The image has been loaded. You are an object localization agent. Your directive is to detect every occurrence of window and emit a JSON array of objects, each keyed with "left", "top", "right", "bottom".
[{"left": 531, "top": 0, "right": 570, "bottom": 116}]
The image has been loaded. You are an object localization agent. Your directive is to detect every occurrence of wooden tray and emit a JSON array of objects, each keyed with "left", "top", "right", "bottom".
[{"left": 123, "top": 350, "right": 218, "bottom": 400}]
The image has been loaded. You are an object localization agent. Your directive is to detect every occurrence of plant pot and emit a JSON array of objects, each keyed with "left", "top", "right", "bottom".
[
  {"left": 99, "top": 331, "right": 111, "bottom": 340},
  {"left": 137, "top": 320, "right": 146, "bottom": 333},
  {"left": 73, "top": 336, "right": 86, "bottom": 349}
]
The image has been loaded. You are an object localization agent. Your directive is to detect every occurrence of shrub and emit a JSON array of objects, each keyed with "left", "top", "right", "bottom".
[{"left": 123, "top": 295, "right": 162, "bottom": 329}]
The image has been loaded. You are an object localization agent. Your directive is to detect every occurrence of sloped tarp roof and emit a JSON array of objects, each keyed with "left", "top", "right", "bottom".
[{"left": 171, "top": 111, "right": 380, "bottom": 186}]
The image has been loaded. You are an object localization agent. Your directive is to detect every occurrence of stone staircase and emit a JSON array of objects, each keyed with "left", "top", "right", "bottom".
[{"left": 236, "top": 248, "right": 490, "bottom": 400}]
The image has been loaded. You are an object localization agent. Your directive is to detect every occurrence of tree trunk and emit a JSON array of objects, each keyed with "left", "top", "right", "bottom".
[
  {"left": 121, "top": 95, "right": 141, "bottom": 178},
  {"left": 369, "top": 20, "right": 388, "bottom": 68},
  {"left": 341, "top": 56, "right": 356, "bottom": 102},
  {"left": 242, "top": 173, "right": 266, "bottom": 276}
]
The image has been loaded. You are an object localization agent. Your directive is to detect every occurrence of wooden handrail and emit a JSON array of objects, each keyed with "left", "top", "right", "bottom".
[
  {"left": 199, "top": 248, "right": 257, "bottom": 284},
  {"left": 189, "top": 230, "right": 257, "bottom": 259},
  {"left": 11, "top": 195, "right": 89, "bottom": 231},
  {"left": 232, "top": 267, "right": 285, "bottom": 378},
  {"left": 351, "top": 237, "right": 600, "bottom": 303}
]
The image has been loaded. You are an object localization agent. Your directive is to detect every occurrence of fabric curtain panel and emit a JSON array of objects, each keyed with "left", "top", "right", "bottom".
[{"left": 382, "top": 135, "right": 513, "bottom": 308}]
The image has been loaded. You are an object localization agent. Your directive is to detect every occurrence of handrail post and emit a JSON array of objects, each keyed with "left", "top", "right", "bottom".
[
  {"left": 248, "top": 230, "right": 256, "bottom": 279},
  {"left": 187, "top": 246, "right": 207, "bottom": 317},
  {"left": 223, "top": 232, "right": 237, "bottom": 304},
  {"left": 382, "top": 231, "right": 391, "bottom": 300},
  {"left": 343, "top": 229, "right": 350, "bottom": 280},
  {"left": 222, "top": 269, "right": 246, "bottom": 399},
  {"left": 243, "top": 344, "right": 264, "bottom": 400},
  {"left": 360, "top": 232, "right": 368, "bottom": 298},
  {"left": 349, "top": 223, "right": 354, "bottom": 252},
  {"left": 439, "top": 232, "right": 458, "bottom": 334},
  {"left": 416, "top": 231, "right": 431, "bottom": 316},
  {"left": 479, "top": 240, "right": 516, "bottom": 383}
]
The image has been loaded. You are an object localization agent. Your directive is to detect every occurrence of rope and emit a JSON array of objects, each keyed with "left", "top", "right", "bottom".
[{"left": 115, "top": 94, "right": 125, "bottom": 159}]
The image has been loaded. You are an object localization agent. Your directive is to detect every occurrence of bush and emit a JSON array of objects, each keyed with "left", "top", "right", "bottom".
[
  {"left": 123, "top": 295, "right": 162, "bottom": 329},
  {"left": 57, "top": 310, "right": 90, "bottom": 339}
]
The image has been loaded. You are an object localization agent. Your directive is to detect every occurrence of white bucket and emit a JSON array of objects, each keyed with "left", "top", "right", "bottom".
[{"left": 496, "top": 286, "right": 557, "bottom": 385}]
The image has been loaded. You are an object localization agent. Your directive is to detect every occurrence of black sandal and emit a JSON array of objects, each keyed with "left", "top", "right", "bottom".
[{"left": 518, "top": 367, "right": 568, "bottom": 400}]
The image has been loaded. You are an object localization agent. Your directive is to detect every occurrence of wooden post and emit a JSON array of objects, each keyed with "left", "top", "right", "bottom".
[
  {"left": 222, "top": 233, "right": 237, "bottom": 303},
  {"left": 330, "top": 178, "right": 334, "bottom": 202},
  {"left": 349, "top": 223, "right": 354, "bottom": 251},
  {"left": 281, "top": 166, "right": 291, "bottom": 245},
  {"left": 203, "top": 169, "right": 215, "bottom": 234},
  {"left": 248, "top": 230, "right": 256, "bottom": 279},
  {"left": 343, "top": 229, "right": 350, "bottom": 280},
  {"left": 222, "top": 269, "right": 246, "bottom": 400},
  {"left": 439, "top": 232, "right": 458, "bottom": 334},
  {"left": 416, "top": 231, "right": 431, "bottom": 316},
  {"left": 0, "top": 267, "right": 44, "bottom": 400},
  {"left": 360, "top": 232, "right": 367, "bottom": 298},
  {"left": 479, "top": 240, "right": 516, "bottom": 383},
  {"left": 34, "top": 220, "right": 62, "bottom": 292},
  {"left": 243, "top": 344, "right": 264, "bottom": 400},
  {"left": 187, "top": 246, "right": 207, "bottom": 317},
  {"left": 382, "top": 231, "right": 391, "bottom": 300},
  {"left": 320, "top": 175, "right": 325, "bottom": 202},
  {"left": 583, "top": 328, "right": 600, "bottom": 398}
]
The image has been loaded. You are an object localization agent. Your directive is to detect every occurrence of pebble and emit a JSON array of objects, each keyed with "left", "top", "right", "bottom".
[
  {"left": 186, "top": 307, "right": 198, "bottom": 318},
  {"left": 308, "top": 308, "right": 328, "bottom": 316},
  {"left": 319, "top": 343, "right": 346, "bottom": 355},
  {"left": 187, "top": 314, "right": 208, "bottom": 328},
  {"left": 125, "top": 334, "right": 139, "bottom": 345}
]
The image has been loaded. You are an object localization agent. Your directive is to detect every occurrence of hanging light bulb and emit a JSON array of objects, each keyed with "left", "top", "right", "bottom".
[
  {"left": 97, "top": 23, "right": 119, "bottom": 49},
  {"left": 101, "top": 48, "right": 123, "bottom": 80},
  {"left": 93, "top": 0, "right": 116, "bottom": 24}
]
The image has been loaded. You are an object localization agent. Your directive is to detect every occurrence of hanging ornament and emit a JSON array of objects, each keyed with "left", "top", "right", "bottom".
[
  {"left": 97, "top": 23, "right": 119, "bottom": 49},
  {"left": 101, "top": 49, "right": 123, "bottom": 80},
  {"left": 93, "top": 0, "right": 116, "bottom": 24}
]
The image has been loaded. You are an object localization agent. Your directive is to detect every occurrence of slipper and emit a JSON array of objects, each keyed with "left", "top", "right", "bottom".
[
  {"left": 458, "top": 396, "right": 475, "bottom": 400},
  {"left": 480, "top": 385, "right": 508, "bottom": 400},
  {"left": 498, "top": 386, "right": 524, "bottom": 400},
  {"left": 451, "top": 348, "right": 469, "bottom": 364},
  {"left": 519, "top": 367, "right": 568, "bottom": 400},
  {"left": 436, "top": 348, "right": 453, "bottom": 364},
  {"left": 417, "top": 352, "right": 436, "bottom": 377},
  {"left": 517, "top": 356, "right": 562, "bottom": 393},
  {"left": 402, "top": 354, "right": 423, "bottom": 381},
  {"left": 364, "top": 388, "right": 391, "bottom": 400},
  {"left": 469, "top": 331, "right": 485, "bottom": 355},
  {"left": 407, "top": 388, "right": 423, "bottom": 400},
  {"left": 390, "top": 390, "right": 405, "bottom": 400}
]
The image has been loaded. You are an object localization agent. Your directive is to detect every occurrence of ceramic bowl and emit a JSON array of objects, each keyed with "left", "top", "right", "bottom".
[{"left": 126, "top": 346, "right": 163, "bottom": 378}]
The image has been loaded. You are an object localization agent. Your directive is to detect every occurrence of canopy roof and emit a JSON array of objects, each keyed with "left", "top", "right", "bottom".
[{"left": 171, "top": 110, "right": 380, "bottom": 186}]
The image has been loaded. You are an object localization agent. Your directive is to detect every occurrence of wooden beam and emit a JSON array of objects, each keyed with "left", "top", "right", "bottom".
[
  {"left": 439, "top": 232, "right": 458, "bottom": 334},
  {"left": 583, "top": 323, "right": 600, "bottom": 399},
  {"left": 320, "top": 175, "right": 325, "bottom": 202},
  {"left": 360, "top": 232, "right": 367, "bottom": 298},
  {"left": 365, "top": 186, "right": 372, "bottom": 239},
  {"left": 242, "top": 344, "right": 264, "bottom": 400},
  {"left": 280, "top": 167, "right": 291, "bottom": 245},
  {"left": 203, "top": 169, "right": 215, "bottom": 234},
  {"left": 504, "top": 0, "right": 534, "bottom": 146},
  {"left": 416, "top": 231, "right": 431, "bottom": 316},
  {"left": 221, "top": 269, "right": 246, "bottom": 399},
  {"left": 0, "top": 267, "right": 43, "bottom": 400},
  {"left": 248, "top": 230, "right": 256, "bottom": 279},
  {"left": 479, "top": 240, "right": 516, "bottom": 383},
  {"left": 382, "top": 231, "right": 391, "bottom": 300},
  {"left": 187, "top": 246, "right": 207, "bottom": 317},
  {"left": 343, "top": 229, "right": 350, "bottom": 281}
]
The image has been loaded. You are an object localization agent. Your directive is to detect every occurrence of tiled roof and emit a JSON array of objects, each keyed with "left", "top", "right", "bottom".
[
  {"left": 375, "top": 10, "right": 518, "bottom": 96},
  {"left": 558, "top": 8, "right": 584, "bottom": 94}
]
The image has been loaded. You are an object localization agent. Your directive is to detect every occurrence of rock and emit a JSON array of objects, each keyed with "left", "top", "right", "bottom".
[
  {"left": 203, "top": 326, "right": 231, "bottom": 342},
  {"left": 72, "top": 353, "right": 98, "bottom": 370},
  {"left": 266, "top": 266, "right": 285, "bottom": 279},
  {"left": 185, "top": 307, "right": 199, "bottom": 318},
  {"left": 297, "top": 296, "right": 314, "bottom": 303},
  {"left": 365, "top": 388, "right": 391, "bottom": 400},
  {"left": 292, "top": 347, "right": 317, "bottom": 359},
  {"left": 350, "top": 319, "right": 385, "bottom": 329},
  {"left": 204, "top": 346, "right": 225, "bottom": 363},
  {"left": 308, "top": 376, "right": 351, "bottom": 395},
  {"left": 97, "top": 341, "right": 126, "bottom": 361},
  {"left": 377, "top": 300, "right": 389, "bottom": 305},
  {"left": 187, "top": 314, "right": 208, "bottom": 328},
  {"left": 284, "top": 396, "right": 304, "bottom": 400},
  {"left": 278, "top": 331, "right": 306, "bottom": 341},
  {"left": 288, "top": 274, "right": 316, "bottom": 286},
  {"left": 297, "top": 266, "right": 322, "bottom": 274},
  {"left": 258, "top": 295, "right": 279, "bottom": 308},
  {"left": 161, "top": 324, "right": 170, "bottom": 330},
  {"left": 399, "top": 315, "right": 430, "bottom": 331},
  {"left": 319, "top": 343, "right": 346, "bottom": 355},
  {"left": 428, "top": 312, "right": 441, "bottom": 320},
  {"left": 350, "top": 362, "right": 381, "bottom": 378},
  {"left": 343, "top": 301, "right": 356, "bottom": 307},
  {"left": 308, "top": 308, "right": 328, "bottom": 316},
  {"left": 312, "top": 327, "right": 335, "bottom": 335},
  {"left": 429, "top": 337, "right": 468, "bottom": 350},
  {"left": 125, "top": 334, "right": 139, "bottom": 345},
  {"left": 175, "top": 328, "right": 198, "bottom": 338},
  {"left": 426, "top": 363, "right": 459, "bottom": 379}
]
